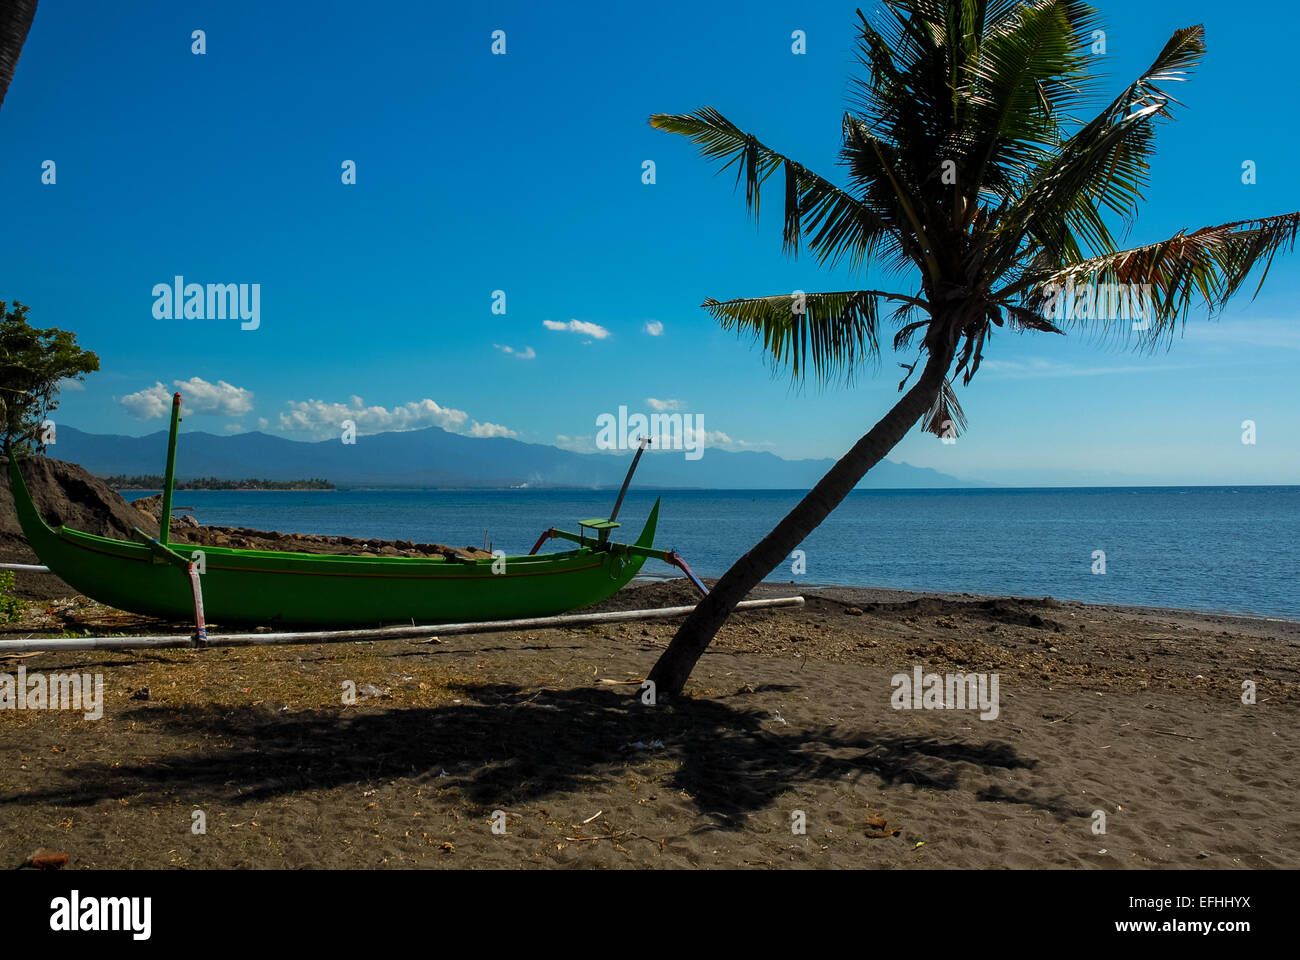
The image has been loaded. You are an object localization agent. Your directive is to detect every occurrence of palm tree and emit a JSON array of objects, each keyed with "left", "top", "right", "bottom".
[
  {"left": 0, "top": 0, "right": 37, "bottom": 113},
  {"left": 645, "top": 0, "right": 1300, "bottom": 698}
]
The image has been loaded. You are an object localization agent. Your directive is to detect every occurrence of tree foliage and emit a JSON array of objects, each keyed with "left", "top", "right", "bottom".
[
  {"left": 0, "top": 300, "right": 100, "bottom": 452},
  {"left": 651, "top": 2, "right": 1299, "bottom": 435}
]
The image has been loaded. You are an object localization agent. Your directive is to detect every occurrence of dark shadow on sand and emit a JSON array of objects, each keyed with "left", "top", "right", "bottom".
[{"left": 1, "top": 683, "right": 1052, "bottom": 827}]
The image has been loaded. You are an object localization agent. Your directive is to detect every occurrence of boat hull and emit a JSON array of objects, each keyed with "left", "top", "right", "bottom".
[{"left": 8, "top": 458, "right": 657, "bottom": 627}]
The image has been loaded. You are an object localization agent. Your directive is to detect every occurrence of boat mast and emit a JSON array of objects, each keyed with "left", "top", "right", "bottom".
[
  {"left": 609, "top": 436, "right": 651, "bottom": 526},
  {"left": 159, "top": 392, "right": 181, "bottom": 545}
]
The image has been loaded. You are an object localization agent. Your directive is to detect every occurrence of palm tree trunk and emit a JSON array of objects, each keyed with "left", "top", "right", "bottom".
[
  {"left": 646, "top": 338, "right": 957, "bottom": 698},
  {"left": 0, "top": 0, "right": 38, "bottom": 114}
]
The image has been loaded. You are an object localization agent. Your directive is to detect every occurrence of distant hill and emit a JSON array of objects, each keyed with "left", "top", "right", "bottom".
[{"left": 45, "top": 426, "right": 985, "bottom": 490}]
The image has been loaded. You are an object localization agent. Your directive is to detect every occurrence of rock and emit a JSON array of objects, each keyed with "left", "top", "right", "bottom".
[{"left": 21, "top": 849, "right": 69, "bottom": 870}]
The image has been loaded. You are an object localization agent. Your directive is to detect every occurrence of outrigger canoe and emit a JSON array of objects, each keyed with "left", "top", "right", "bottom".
[{"left": 8, "top": 393, "right": 704, "bottom": 629}]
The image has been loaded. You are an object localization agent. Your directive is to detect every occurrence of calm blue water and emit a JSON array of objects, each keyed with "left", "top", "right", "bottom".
[{"left": 123, "top": 487, "right": 1300, "bottom": 620}]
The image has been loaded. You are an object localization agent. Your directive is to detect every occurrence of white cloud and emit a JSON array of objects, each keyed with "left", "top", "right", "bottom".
[
  {"left": 468, "top": 421, "right": 517, "bottom": 438},
  {"left": 120, "top": 376, "right": 254, "bottom": 420},
  {"left": 644, "top": 320, "right": 664, "bottom": 336},
  {"left": 646, "top": 397, "right": 685, "bottom": 412},
  {"left": 174, "top": 376, "right": 254, "bottom": 417},
  {"left": 559, "top": 419, "right": 768, "bottom": 456},
  {"left": 494, "top": 344, "right": 536, "bottom": 360},
  {"left": 120, "top": 383, "right": 172, "bottom": 420},
  {"left": 554, "top": 434, "right": 600, "bottom": 454},
  {"left": 543, "top": 319, "right": 610, "bottom": 340},
  {"left": 278, "top": 396, "right": 467, "bottom": 438},
  {"left": 1180, "top": 317, "right": 1300, "bottom": 350},
  {"left": 224, "top": 422, "right": 246, "bottom": 434},
  {"left": 681, "top": 425, "right": 773, "bottom": 452},
  {"left": 275, "top": 395, "right": 517, "bottom": 442},
  {"left": 256, "top": 417, "right": 269, "bottom": 432},
  {"left": 979, "top": 357, "right": 1196, "bottom": 379},
  {"left": 57, "top": 378, "right": 86, "bottom": 391}
]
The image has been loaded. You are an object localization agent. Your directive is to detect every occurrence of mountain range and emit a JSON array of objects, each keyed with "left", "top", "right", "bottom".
[{"left": 44, "top": 426, "right": 984, "bottom": 490}]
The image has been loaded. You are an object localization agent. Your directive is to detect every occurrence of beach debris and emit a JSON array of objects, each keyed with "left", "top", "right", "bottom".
[
  {"left": 1149, "top": 729, "right": 1203, "bottom": 741},
  {"left": 771, "top": 710, "right": 787, "bottom": 725},
  {"left": 19, "top": 848, "right": 69, "bottom": 870},
  {"left": 863, "top": 814, "right": 900, "bottom": 839},
  {"left": 844, "top": 606, "right": 863, "bottom": 616},
  {"left": 620, "top": 739, "right": 665, "bottom": 752},
  {"left": 358, "top": 683, "right": 390, "bottom": 700},
  {"left": 913, "top": 841, "right": 926, "bottom": 849},
  {"left": 581, "top": 811, "right": 603, "bottom": 825},
  {"left": 130, "top": 687, "right": 150, "bottom": 701}
]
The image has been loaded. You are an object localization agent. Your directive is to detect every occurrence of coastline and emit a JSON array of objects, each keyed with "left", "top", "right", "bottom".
[{"left": 636, "top": 573, "right": 1300, "bottom": 633}]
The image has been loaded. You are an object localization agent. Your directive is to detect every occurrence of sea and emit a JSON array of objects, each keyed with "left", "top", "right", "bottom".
[{"left": 120, "top": 486, "right": 1300, "bottom": 621}]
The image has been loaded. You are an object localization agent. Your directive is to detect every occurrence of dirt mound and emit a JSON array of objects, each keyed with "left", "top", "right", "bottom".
[
  {"left": 1, "top": 456, "right": 160, "bottom": 599},
  {"left": 1, "top": 455, "right": 159, "bottom": 541}
]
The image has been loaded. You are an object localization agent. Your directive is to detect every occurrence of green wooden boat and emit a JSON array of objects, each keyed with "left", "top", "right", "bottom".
[{"left": 6, "top": 393, "right": 693, "bottom": 629}]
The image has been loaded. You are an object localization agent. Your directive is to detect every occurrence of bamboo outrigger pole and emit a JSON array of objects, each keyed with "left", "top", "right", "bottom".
[
  {"left": 0, "top": 596, "right": 805, "bottom": 653},
  {"left": 158, "top": 392, "right": 182, "bottom": 545}
]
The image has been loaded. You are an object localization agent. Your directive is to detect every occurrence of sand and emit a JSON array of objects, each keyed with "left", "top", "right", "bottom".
[{"left": 1, "top": 579, "right": 1297, "bottom": 869}]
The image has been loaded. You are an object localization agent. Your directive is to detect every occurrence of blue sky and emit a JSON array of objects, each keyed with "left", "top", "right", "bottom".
[{"left": 1, "top": 0, "right": 1297, "bottom": 485}]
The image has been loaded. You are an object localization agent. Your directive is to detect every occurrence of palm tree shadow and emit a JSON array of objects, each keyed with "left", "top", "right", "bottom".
[{"left": 1, "top": 683, "right": 1052, "bottom": 827}]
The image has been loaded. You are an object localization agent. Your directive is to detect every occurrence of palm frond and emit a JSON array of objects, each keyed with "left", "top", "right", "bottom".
[
  {"left": 649, "top": 108, "right": 893, "bottom": 268},
  {"left": 1020, "top": 212, "right": 1300, "bottom": 344},
  {"left": 701, "top": 289, "right": 919, "bottom": 385},
  {"left": 992, "top": 25, "right": 1206, "bottom": 272},
  {"left": 1001, "top": 302, "right": 1065, "bottom": 334},
  {"left": 963, "top": 0, "right": 1105, "bottom": 197},
  {"left": 841, "top": 115, "right": 942, "bottom": 282},
  {"left": 922, "top": 377, "right": 967, "bottom": 437}
]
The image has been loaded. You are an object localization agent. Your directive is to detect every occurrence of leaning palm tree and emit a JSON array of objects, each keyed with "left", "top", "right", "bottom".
[
  {"left": 0, "top": 0, "right": 37, "bottom": 113},
  {"left": 646, "top": 0, "right": 1299, "bottom": 697}
]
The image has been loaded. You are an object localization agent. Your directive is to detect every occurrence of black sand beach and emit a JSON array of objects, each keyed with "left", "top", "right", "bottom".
[{"left": 3, "top": 579, "right": 1296, "bottom": 869}]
